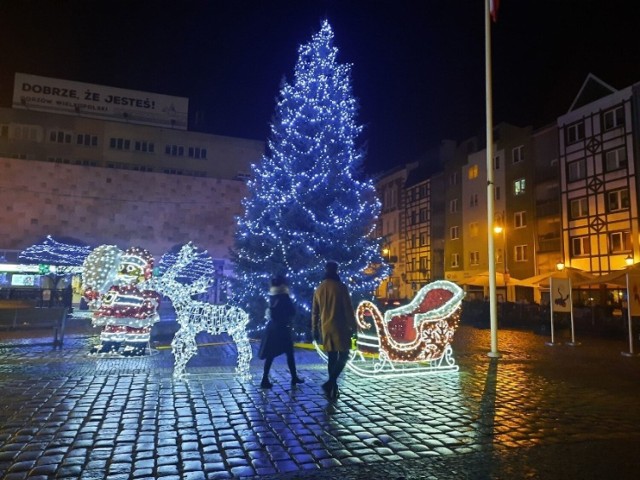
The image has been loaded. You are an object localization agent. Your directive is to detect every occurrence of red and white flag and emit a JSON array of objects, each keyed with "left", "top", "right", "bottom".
[{"left": 490, "top": 0, "right": 500, "bottom": 22}]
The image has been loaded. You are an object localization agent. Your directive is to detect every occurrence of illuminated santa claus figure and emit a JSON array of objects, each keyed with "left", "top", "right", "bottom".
[{"left": 91, "top": 246, "right": 161, "bottom": 356}]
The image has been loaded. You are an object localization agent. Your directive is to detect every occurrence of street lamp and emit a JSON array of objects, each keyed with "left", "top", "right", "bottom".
[
  {"left": 382, "top": 246, "right": 392, "bottom": 299},
  {"left": 556, "top": 260, "right": 565, "bottom": 271},
  {"left": 493, "top": 213, "right": 508, "bottom": 300},
  {"left": 625, "top": 254, "right": 634, "bottom": 266}
]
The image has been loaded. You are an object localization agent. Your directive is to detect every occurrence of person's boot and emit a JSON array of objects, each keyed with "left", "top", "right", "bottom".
[
  {"left": 260, "top": 377, "right": 273, "bottom": 389},
  {"left": 291, "top": 375, "right": 305, "bottom": 386}
]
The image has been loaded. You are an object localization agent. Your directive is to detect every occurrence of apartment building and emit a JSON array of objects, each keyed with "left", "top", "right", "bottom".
[{"left": 558, "top": 74, "right": 639, "bottom": 279}]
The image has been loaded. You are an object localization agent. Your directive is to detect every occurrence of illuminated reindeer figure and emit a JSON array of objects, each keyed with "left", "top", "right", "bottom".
[{"left": 144, "top": 244, "right": 252, "bottom": 380}]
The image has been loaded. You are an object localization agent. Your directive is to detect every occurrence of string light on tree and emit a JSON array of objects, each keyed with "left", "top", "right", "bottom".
[{"left": 231, "top": 20, "right": 388, "bottom": 335}]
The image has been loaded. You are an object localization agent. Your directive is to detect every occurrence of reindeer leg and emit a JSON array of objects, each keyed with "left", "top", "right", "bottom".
[
  {"left": 229, "top": 320, "right": 252, "bottom": 380},
  {"left": 171, "top": 323, "right": 198, "bottom": 380}
]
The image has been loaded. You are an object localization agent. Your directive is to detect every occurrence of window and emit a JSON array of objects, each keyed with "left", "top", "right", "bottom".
[
  {"left": 495, "top": 248, "right": 504, "bottom": 264},
  {"left": 469, "top": 194, "right": 478, "bottom": 207},
  {"left": 451, "top": 253, "right": 459, "bottom": 268},
  {"left": 604, "top": 146, "right": 627, "bottom": 172},
  {"left": 419, "top": 208, "right": 428, "bottom": 222},
  {"left": 165, "top": 144, "right": 185, "bottom": 156},
  {"left": 607, "top": 188, "right": 630, "bottom": 212},
  {"left": 450, "top": 226, "right": 459, "bottom": 240},
  {"left": 512, "top": 145, "right": 524, "bottom": 163},
  {"left": 566, "top": 121, "right": 585, "bottom": 144},
  {"left": 77, "top": 134, "right": 98, "bottom": 147},
  {"left": 419, "top": 257, "right": 429, "bottom": 271},
  {"left": 188, "top": 146, "right": 207, "bottom": 159},
  {"left": 419, "top": 232, "right": 428, "bottom": 246},
  {"left": 514, "top": 211, "right": 526, "bottom": 228},
  {"left": 514, "top": 245, "right": 528, "bottom": 262},
  {"left": 603, "top": 105, "right": 624, "bottom": 131},
  {"left": 469, "top": 251, "right": 480, "bottom": 266},
  {"left": 109, "top": 137, "right": 130, "bottom": 150},
  {"left": 135, "top": 141, "right": 155, "bottom": 153},
  {"left": 49, "top": 130, "right": 72, "bottom": 144},
  {"left": 469, "top": 222, "right": 479, "bottom": 237},
  {"left": 495, "top": 186, "right": 501, "bottom": 200},
  {"left": 570, "top": 197, "right": 589, "bottom": 219},
  {"left": 571, "top": 236, "right": 590, "bottom": 256},
  {"left": 494, "top": 155, "right": 500, "bottom": 170},
  {"left": 468, "top": 164, "right": 479, "bottom": 179},
  {"left": 449, "top": 172, "right": 458, "bottom": 185},
  {"left": 567, "top": 158, "right": 587, "bottom": 181},
  {"left": 514, "top": 178, "right": 526, "bottom": 196},
  {"left": 449, "top": 199, "right": 458, "bottom": 213},
  {"left": 609, "top": 231, "right": 632, "bottom": 253}
]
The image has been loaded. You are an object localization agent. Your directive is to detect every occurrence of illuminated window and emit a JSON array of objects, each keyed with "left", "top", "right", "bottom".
[
  {"left": 604, "top": 147, "right": 627, "bottom": 172},
  {"left": 567, "top": 158, "right": 586, "bottom": 181},
  {"left": 609, "top": 231, "right": 631, "bottom": 253},
  {"left": 570, "top": 197, "right": 589, "bottom": 219},
  {"left": 451, "top": 253, "right": 459, "bottom": 268},
  {"left": 514, "top": 178, "right": 526, "bottom": 196},
  {"left": 603, "top": 105, "right": 624, "bottom": 131},
  {"left": 512, "top": 145, "right": 524, "bottom": 163},
  {"left": 469, "top": 251, "right": 480, "bottom": 265},
  {"left": 607, "top": 188, "right": 630, "bottom": 212},
  {"left": 514, "top": 245, "right": 528, "bottom": 262},
  {"left": 450, "top": 226, "right": 459, "bottom": 240},
  {"left": 514, "top": 211, "right": 526, "bottom": 228},
  {"left": 468, "top": 164, "right": 479, "bottom": 179},
  {"left": 566, "top": 121, "right": 585, "bottom": 144},
  {"left": 571, "top": 236, "right": 590, "bottom": 256}
]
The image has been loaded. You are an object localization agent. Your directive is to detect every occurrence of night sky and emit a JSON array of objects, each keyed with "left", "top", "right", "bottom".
[{"left": 1, "top": 0, "right": 639, "bottom": 175}]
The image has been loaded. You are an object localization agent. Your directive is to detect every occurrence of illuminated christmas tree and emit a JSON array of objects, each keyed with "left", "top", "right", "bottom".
[{"left": 232, "top": 20, "right": 388, "bottom": 336}]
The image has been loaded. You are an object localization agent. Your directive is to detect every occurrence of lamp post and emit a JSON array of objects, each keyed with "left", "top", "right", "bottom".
[
  {"left": 382, "top": 247, "right": 392, "bottom": 299},
  {"left": 493, "top": 212, "right": 508, "bottom": 301}
]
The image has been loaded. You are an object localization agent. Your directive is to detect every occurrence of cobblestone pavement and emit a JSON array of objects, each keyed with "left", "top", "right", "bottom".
[{"left": 0, "top": 320, "right": 639, "bottom": 479}]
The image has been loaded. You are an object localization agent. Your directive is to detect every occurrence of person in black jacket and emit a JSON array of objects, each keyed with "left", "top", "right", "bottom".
[{"left": 259, "top": 275, "right": 305, "bottom": 389}]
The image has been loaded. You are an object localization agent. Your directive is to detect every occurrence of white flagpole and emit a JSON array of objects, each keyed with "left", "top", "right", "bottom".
[{"left": 486, "top": 0, "right": 499, "bottom": 357}]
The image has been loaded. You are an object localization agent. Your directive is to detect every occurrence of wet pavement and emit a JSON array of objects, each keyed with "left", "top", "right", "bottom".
[{"left": 0, "top": 319, "right": 639, "bottom": 479}]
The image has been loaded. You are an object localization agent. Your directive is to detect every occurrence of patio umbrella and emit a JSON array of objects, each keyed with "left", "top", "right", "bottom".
[
  {"left": 458, "top": 271, "right": 534, "bottom": 287},
  {"left": 572, "top": 263, "right": 640, "bottom": 288},
  {"left": 522, "top": 267, "right": 597, "bottom": 288}
]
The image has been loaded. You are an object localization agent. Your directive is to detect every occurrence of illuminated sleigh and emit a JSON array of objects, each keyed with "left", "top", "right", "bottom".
[{"left": 316, "top": 280, "right": 464, "bottom": 377}]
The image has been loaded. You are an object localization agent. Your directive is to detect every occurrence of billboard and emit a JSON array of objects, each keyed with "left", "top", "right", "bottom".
[{"left": 12, "top": 73, "right": 188, "bottom": 130}]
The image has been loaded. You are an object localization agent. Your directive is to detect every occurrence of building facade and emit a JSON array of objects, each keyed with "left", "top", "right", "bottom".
[{"left": 0, "top": 75, "right": 264, "bottom": 268}]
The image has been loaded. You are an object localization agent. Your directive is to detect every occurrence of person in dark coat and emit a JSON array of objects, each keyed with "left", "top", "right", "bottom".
[
  {"left": 311, "top": 261, "right": 356, "bottom": 400},
  {"left": 259, "top": 275, "right": 305, "bottom": 389}
]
